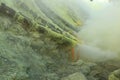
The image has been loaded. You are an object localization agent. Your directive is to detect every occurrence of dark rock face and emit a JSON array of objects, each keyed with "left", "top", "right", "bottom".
[
  {"left": 0, "top": 12, "right": 69, "bottom": 80},
  {"left": 0, "top": 1, "right": 79, "bottom": 47}
]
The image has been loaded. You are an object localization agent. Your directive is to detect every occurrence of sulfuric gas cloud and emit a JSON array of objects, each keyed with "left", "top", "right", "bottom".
[
  {"left": 35, "top": 0, "right": 120, "bottom": 62},
  {"left": 77, "top": 0, "right": 120, "bottom": 62}
]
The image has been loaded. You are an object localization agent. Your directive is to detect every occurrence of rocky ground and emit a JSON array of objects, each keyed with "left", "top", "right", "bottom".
[
  {"left": 0, "top": 15, "right": 120, "bottom": 80},
  {"left": 0, "top": 0, "right": 120, "bottom": 80}
]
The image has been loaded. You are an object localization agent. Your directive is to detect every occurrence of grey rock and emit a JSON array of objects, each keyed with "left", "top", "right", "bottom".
[
  {"left": 109, "top": 69, "right": 120, "bottom": 80},
  {"left": 61, "top": 72, "right": 87, "bottom": 80}
]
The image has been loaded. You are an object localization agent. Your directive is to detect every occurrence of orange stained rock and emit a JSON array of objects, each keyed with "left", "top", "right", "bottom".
[
  {"left": 71, "top": 47, "right": 75, "bottom": 61},
  {"left": 71, "top": 46, "right": 80, "bottom": 62}
]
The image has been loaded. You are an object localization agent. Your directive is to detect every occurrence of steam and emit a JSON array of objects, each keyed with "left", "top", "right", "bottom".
[
  {"left": 40, "top": 0, "right": 89, "bottom": 21},
  {"left": 34, "top": 0, "right": 120, "bottom": 62},
  {"left": 76, "top": 0, "right": 120, "bottom": 62}
]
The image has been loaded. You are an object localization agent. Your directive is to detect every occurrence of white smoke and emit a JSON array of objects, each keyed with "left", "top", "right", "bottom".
[
  {"left": 76, "top": 0, "right": 120, "bottom": 62},
  {"left": 34, "top": 0, "right": 120, "bottom": 62}
]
